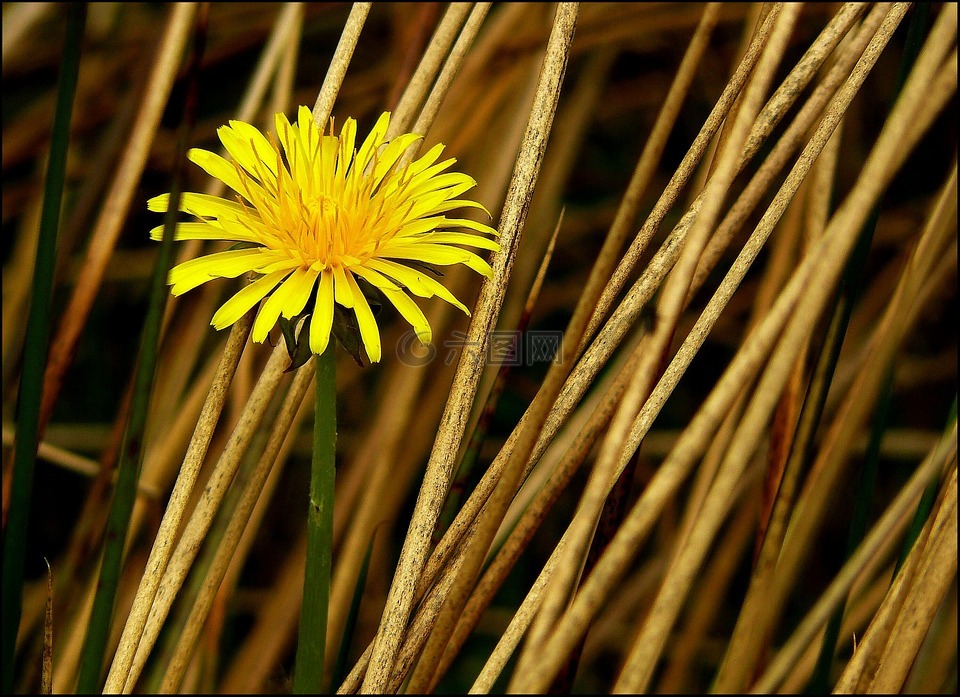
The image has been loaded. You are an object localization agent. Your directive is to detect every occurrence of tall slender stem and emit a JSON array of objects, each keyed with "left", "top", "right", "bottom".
[
  {"left": 1, "top": 5, "right": 85, "bottom": 693},
  {"left": 294, "top": 347, "right": 337, "bottom": 692}
]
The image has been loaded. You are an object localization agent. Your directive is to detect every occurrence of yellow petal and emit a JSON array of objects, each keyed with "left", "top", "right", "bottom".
[
  {"left": 396, "top": 216, "right": 445, "bottom": 237},
  {"left": 423, "top": 232, "right": 501, "bottom": 251},
  {"left": 309, "top": 270, "right": 335, "bottom": 356},
  {"left": 406, "top": 172, "right": 473, "bottom": 201},
  {"left": 355, "top": 112, "right": 391, "bottom": 173},
  {"left": 168, "top": 248, "right": 279, "bottom": 295},
  {"left": 280, "top": 266, "right": 320, "bottom": 318},
  {"left": 211, "top": 269, "right": 289, "bottom": 329},
  {"left": 297, "top": 105, "right": 318, "bottom": 152},
  {"left": 350, "top": 264, "right": 399, "bottom": 292},
  {"left": 276, "top": 110, "right": 310, "bottom": 190},
  {"left": 366, "top": 259, "right": 469, "bottom": 314},
  {"left": 382, "top": 287, "right": 431, "bottom": 345},
  {"left": 252, "top": 267, "right": 311, "bottom": 342},
  {"left": 386, "top": 244, "right": 494, "bottom": 278},
  {"left": 407, "top": 182, "right": 477, "bottom": 220},
  {"left": 346, "top": 272, "right": 381, "bottom": 363},
  {"left": 219, "top": 120, "right": 278, "bottom": 178},
  {"left": 404, "top": 143, "right": 445, "bottom": 180},
  {"left": 188, "top": 149, "right": 248, "bottom": 198},
  {"left": 336, "top": 118, "right": 357, "bottom": 181},
  {"left": 441, "top": 218, "right": 499, "bottom": 236},
  {"left": 332, "top": 265, "right": 354, "bottom": 308},
  {"left": 148, "top": 221, "right": 260, "bottom": 244},
  {"left": 429, "top": 198, "right": 493, "bottom": 219},
  {"left": 148, "top": 191, "right": 251, "bottom": 223},
  {"left": 372, "top": 133, "right": 421, "bottom": 187}
]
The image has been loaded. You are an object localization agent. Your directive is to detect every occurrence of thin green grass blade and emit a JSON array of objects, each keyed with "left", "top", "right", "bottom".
[
  {"left": 1, "top": 5, "right": 86, "bottom": 692},
  {"left": 294, "top": 346, "right": 337, "bottom": 693},
  {"left": 806, "top": 371, "right": 891, "bottom": 693},
  {"left": 75, "top": 10, "right": 207, "bottom": 690}
]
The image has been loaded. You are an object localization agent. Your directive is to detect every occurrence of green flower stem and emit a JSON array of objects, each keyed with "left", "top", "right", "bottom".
[
  {"left": 1, "top": 5, "right": 84, "bottom": 693},
  {"left": 294, "top": 346, "right": 337, "bottom": 693}
]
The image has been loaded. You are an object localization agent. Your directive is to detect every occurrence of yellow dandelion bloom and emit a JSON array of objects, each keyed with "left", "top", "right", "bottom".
[{"left": 148, "top": 106, "right": 499, "bottom": 363}]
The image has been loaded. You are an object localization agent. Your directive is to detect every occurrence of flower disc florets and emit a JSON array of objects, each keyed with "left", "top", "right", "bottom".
[{"left": 148, "top": 106, "right": 499, "bottom": 362}]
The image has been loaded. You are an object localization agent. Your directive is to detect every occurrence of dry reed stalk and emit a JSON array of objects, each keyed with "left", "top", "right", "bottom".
[
  {"left": 567, "top": 0, "right": 722, "bottom": 357},
  {"left": 751, "top": 435, "right": 957, "bottom": 693},
  {"left": 657, "top": 492, "right": 759, "bottom": 692},
  {"left": 4, "top": 4, "right": 956, "bottom": 694},
  {"left": 386, "top": 2, "right": 471, "bottom": 138},
  {"left": 902, "top": 585, "right": 958, "bottom": 693},
  {"left": 834, "top": 483, "right": 939, "bottom": 693},
  {"left": 512, "top": 30, "right": 957, "bottom": 689},
  {"left": 496, "top": 48, "right": 613, "bottom": 339},
  {"left": 414, "top": 6, "right": 863, "bottom": 582},
  {"left": 475, "top": 525, "right": 572, "bottom": 692},
  {"left": 322, "top": 5, "right": 496, "bottom": 674},
  {"left": 361, "top": 5, "right": 578, "bottom": 689},
  {"left": 720, "top": 104, "right": 958, "bottom": 690},
  {"left": 101, "top": 313, "right": 252, "bottom": 692},
  {"left": 778, "top": 568, "right": 891, "bottom": 692},
  {"left": 106, "top": 3, "right": 363, "bottom": 690},
  {"left": 512, "top": 0, "right": 872, "bottom": 676},
  {"left": 119, "top": 341, "right": 290, "bottom": 691},
  {"left": 512, "top": 335, "right": 656, "bottom": 680},
  {"left": 403, "top": 17, "right": 758, "bottom": 625},
  {"left": 337, "top": 532, "right": 470, "bottom": 693},
  {"left": 868, "top": 471, "right": 955, "bottom": 692},
  {"left": 405, "top": 6, "right": 580, "bottom": 691},
  {"left": 673, "top": 46, "right": 958, "bottom": 693},
  {"left": 602, "top": 0, "right": 907, "bottom": 660},
  {"left": 311, "top": 2, "right": 371, "bottom": 128},
  {"left": 366, "top": 220, "right": 583, "bottom": 687},
  {"left": 529, "top": 16, "right": 806, "bottom": 676},
  {"left": 408, "top": 3, "right": 492, "bottom": 145},
  {"left": 330, "top": 16, "right": 547, "bottom": 692},
  {"left": 157, "top": 364, "right": 316, "bottom": 691},
  {"left": 583, "top": 3, "right": 784, "bottom": 344},
  {"left": 11, "top": 334, "right": 226, "bottom": 685},
  {"left": 690, "top": 1, "right": 894, "bottom": 299}
]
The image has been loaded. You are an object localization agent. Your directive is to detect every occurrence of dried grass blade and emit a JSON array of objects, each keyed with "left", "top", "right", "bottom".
[
  {"left": 751, "top": 431, "right": 957, "bottom": 693},
  {"left": 405, "top": 5, "right": 580, "bottom": 692},
  {"left": 121, "top": 342, "right": 291, "bottom": 691},
  {"left": 312, "top": 2, "right": 372, "bottom": 129},
  {"left": 41, "top": 559, "right": 53, "bottom": 694},
  {"left": 361, "top": 4, "right": 579, "bottom": 690},
  {"left": 160, "top": 362, "right": 315, "bottom": 692}
]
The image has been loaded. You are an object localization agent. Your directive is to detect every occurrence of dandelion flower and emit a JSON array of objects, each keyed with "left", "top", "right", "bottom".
[{"left": 148, "top": 106, "right": 499, "bottom": 363}]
